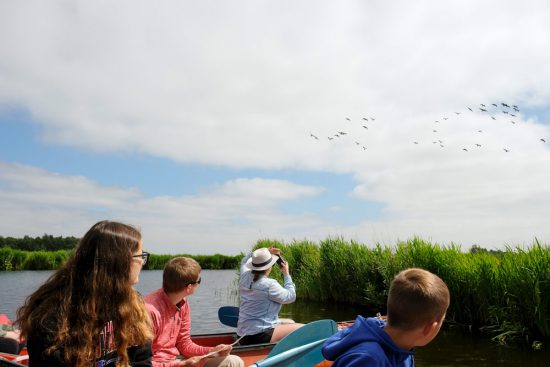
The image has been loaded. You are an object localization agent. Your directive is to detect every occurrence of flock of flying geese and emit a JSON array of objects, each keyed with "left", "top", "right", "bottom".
[
  {"left": 309, "top": 116, "right": 376, "bottom": 152},
  {"left": 309, "top": 103, "right": 547, "bottom": 153}
]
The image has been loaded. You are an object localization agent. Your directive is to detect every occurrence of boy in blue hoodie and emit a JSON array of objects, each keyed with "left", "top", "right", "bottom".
[{"left": 322, "top": 268, "right": 450, "bottom": 367}]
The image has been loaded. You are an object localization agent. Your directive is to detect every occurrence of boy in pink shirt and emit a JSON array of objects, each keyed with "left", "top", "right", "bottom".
[{"left": 145, "top": 257, "right": 243, "bottom": 367}]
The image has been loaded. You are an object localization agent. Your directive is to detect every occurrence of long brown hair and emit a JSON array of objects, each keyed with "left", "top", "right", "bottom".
[
  {"left": 17, "top": 220, "right": 152, "bottom": 366},
  {"left": 252, "top": 269, "right": 268, "bottom": 283}
]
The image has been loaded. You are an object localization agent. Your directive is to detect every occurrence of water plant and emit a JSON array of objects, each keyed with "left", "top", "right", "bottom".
[{"left": 249, "top": 237, "right": 550, "bottom": 346}]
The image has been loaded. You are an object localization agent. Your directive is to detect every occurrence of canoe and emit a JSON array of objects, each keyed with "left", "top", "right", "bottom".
[
  {"left": 1, "top": 312, "right": 353, "bottom": 367},
  {"left": 192, "top": 320, "right": 354, "bottom": 366},
  {"left": 0, "top": 332, "right": 334, "bottom": 367},
  {"left": 192, "top": 331, "right": 334, "bottom": 366},
  {"left": 0, "top": 352, "right": 28, "bottom": 367}
]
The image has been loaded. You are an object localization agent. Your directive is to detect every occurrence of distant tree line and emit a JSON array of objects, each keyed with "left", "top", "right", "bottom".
[
  {"left": 0, "top": 234, "right": 242, "bottom": 270},
  {"left": 0, "top": 235, "right": 79, "bottom": 251},
  {"left": 0, "top": 247, "right": 241, "bottom": 271},
  {"left": 469, "top": 244, "right": 504, "bottom": 256}
]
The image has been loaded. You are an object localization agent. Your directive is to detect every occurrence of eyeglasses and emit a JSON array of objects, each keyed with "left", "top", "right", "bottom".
[
  {"left": 187, "top": 277, "right": 201, "bottom": 286},
  {"left": 132, "top": 251, "right": 150, "bottom": 265}
]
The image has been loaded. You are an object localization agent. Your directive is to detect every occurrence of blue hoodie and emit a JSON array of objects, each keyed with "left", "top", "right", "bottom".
[{"left": 322, "top": 316, "right": 414, "bottom": 367}]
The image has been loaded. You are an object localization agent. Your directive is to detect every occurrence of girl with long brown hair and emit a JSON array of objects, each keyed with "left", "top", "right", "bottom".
[{"left": 17, "top": 220, "right": 153, "bottom": 366}]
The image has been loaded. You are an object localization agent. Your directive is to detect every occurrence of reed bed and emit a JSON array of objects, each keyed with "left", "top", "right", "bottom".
[{"left": 254, "top": 237, "right": 550, "bottom": 346}]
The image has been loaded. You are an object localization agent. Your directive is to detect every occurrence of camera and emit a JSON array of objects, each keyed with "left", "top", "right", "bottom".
[{"left": 276, "top": 256, "right": 286, "bottom": 268}]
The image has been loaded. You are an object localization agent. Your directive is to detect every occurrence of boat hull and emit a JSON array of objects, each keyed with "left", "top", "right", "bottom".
[{"left": 192, "top": 332, "right": 334, "bottom": 366}]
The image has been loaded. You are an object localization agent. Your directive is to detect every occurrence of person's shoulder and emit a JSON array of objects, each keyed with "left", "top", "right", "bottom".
[
  {"left": 350, "top": 341, "right": 386, "bottom": 358},
  {"left": 143, "top": 289, "right": 164, "bottom": 308}
]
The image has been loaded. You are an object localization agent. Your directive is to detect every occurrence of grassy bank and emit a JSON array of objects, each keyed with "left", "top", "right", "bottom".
[
  {"left": 0, "top": 247, "right": 240, "bottom": 271},
  {"left": 254, "top": 237, "right": 550, "bottom": 347}
]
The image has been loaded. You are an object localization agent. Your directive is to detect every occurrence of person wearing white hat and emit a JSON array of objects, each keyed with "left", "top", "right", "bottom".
[{"left": 236, "top": 246, "right": 302, "bottom": 345}]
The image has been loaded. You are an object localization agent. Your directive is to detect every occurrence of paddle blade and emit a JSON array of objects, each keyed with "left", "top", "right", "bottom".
[
  {"left": 253, "top": 339, "right": 327, "bottom": 367},
  {"left": 218, "top": 306, "right": 239, "bottom": 327},
  {"left": 254, "top": 319, "right": 338, "bottom": 367}
]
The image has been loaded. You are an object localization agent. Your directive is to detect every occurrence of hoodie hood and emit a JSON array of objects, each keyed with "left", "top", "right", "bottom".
[{"left": 322, "top": 316, "right": 414, "bottom": 365}]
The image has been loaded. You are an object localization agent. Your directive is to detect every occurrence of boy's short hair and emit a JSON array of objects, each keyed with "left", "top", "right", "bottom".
[
  {"left": 163, "top": 257, "right": 201, "bottom": 293},
  {"left": 387, "top": 268, "right": 450, "bottom": 331}
]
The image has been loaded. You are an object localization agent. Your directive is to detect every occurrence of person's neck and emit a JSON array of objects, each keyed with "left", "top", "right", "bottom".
[
  {"left": 383, "top": 325, "right": 416, "bottom": 350},
  {"left": 165, "top": 289, "right": 187, "bottom": 306}
]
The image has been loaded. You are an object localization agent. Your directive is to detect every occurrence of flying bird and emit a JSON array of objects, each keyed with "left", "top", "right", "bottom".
[
  {"left": 362, "top": 146, "right": 367, "bottom": 150},
  {"left": 491, "top": 116, "right": 496, "bottom": 120},
  {"left": 362, "top": 117, "right": 368, "bottom": 121},
  {"left": 455, "top": 112, "right": 461, "bottom": 115},
  {"left": 478, "top": 130, "right": 483, "bottom": 133},
  {"left": 467, "top": 107, "right": 473, "bottom": 112},
  {"left": 492, "top": 103, "right": 498, "bottom": 107},
  {"left": 328, "top": 136, "right": 334, "bottom": 140},
  {"left": 510, "top": 114, "right": 516, "bottom": 117},
  {"left": 362, "top": 125, "right": 368, "bottom": 129},
  {"left": 502, "top": 103, "right": 510, "bottom": 108},
  {"left": 475, "top": 144, "right": 481, "bottom": 147},
  {"left": 414, "top": 141, "right": 419, "bottom": 145},
  {"left": 462, "top": 148, "right": 468, "bottom": 152},
  {"left": 433, "top": 130, "right": 437, "bottom": 133},
  {"left": 511, "top": 121, "right": 516, "bottom": 124},
  {"left": 541, "top": 138, "right": 546, "bottom": 143},
  {"left": 480, "top": 104, "right": 486, "bottom": 107},
  {"left": 504, "top": 148, "right": 510, "bottom": 153},
  {"left": 480, "top": 108, "right": 487, "bottom": 112},
  {"left": 310, "top": 133, "right": 319, "bottom": 140},
  {"left": 337, "top": 131, "right": 347, "bottom": 135},
  {"left": 502, "top": 111, "right": 509, "bottom": 114},
  {"left": 346, "top": 117, "right": 351, "bottom": 121},
  {"left": 355, "top": 141, "right": 360, "bottom": 145}
]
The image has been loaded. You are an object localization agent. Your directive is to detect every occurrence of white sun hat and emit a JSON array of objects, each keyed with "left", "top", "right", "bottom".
[{"left": 245, "top": 248, "right": 279, "bottom": 271}]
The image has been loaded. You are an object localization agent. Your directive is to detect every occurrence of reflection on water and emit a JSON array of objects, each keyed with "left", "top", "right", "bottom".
[
  {"left": 416, "top": 327, "right": 549, "bottom": 367},
  {"left": 1, "top": 270, "right": 549, "bottom": 366}
]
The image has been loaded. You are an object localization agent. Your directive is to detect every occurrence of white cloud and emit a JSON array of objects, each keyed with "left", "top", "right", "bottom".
[
  {"left": 1, "top": 1, "right": 550, "bottom": 250},
  {"left": 0, "top": 162, "right": 325, "bottom": 253}
]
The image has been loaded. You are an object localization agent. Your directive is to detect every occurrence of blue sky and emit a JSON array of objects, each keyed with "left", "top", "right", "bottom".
[{"left": 1, "top": 1, "right": 550, "bottom": 254}]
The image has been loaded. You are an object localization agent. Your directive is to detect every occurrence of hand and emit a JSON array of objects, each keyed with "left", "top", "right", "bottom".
[
  {"left": 5, "top": 329, "right": 21, "bottom": 343},
  {"left": 268, "top": 246, "right": 281, "bottom": 256},
  {"left": 280, "top": 261, "right": 289, "bottom": 276},
  {"left": 211, "top": 344, "right": 232, "bottom": 356}
]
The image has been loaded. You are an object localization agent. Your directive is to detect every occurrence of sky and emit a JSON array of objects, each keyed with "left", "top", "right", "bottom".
[{"left": 1, "top": 0, "right": 550, "bottom": 255}]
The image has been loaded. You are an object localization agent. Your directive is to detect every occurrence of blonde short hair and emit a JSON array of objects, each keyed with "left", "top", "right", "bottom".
[{"left": 387, "top": 268, "right": 450, "bottom": 331}]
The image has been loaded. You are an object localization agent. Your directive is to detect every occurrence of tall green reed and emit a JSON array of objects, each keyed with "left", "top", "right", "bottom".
[{"left": 247, "top": 237, "right": 550, "bottom": 345}]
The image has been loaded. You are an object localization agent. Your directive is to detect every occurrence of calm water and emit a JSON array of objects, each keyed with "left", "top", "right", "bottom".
[{"left": 1, "top": 270, "right": 549, "bottom": 366}]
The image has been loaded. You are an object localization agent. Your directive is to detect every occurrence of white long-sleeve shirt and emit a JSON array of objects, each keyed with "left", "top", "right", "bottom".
[{"left": 236, "top": 253, "right": 296, "bottom": 337}]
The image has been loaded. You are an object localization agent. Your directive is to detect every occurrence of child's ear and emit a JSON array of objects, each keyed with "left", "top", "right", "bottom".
[{"left": 422, "top": 320, "right": 439, "bottom": 337}]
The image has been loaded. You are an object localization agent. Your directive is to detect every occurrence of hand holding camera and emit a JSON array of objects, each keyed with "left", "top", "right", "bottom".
[
  {"left": 276, "top": 255, "right": 289, "bottom": 275},
  {"left": 269, "top": 246, "right": 289, "bottom": 275}
]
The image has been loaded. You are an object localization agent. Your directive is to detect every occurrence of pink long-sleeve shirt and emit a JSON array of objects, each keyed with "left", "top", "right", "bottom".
[{"left": 145, "top": 289, "right": 212, "bottom": 367}]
